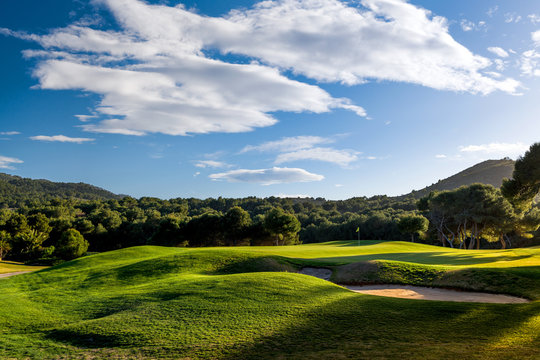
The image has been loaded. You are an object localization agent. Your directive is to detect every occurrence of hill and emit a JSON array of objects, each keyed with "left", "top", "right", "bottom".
[
  {"left": 0, "top": 242, "right": 539, "bottom": 359},
  {"left": 403, "top": 159, "right": 515, "bottom": 199},
  {"left": 0, "top": 173, "right": 121, "bottom": 207}
]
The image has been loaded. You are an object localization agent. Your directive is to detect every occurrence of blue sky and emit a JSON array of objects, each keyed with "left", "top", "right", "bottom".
[{"left": 1, "top": 0, "right": 539, "bottom": 199}]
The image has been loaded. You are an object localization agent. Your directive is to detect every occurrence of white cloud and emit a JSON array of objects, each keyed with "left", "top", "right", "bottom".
[
  {"left": 484, "top": 71, "right": 502, "bottom": 78},
  {"left": 29, "top": 135, "right": 95, "bottom": 143},
  {"left": 193, "top": 171, "right": 201, "bottom": 177},
  {"left": 529, "top": 14, "right": 540, "bottom": 25},
  {"left": 335, "top": 184, "right": 344, "bottom": 187},
  {"left": 209, "top": 167, "right": 324, "bottom": 185},
  {"left": 460, "top": 19, "right": 487, "bottom": 32},
  {"left": 242, "top": 136, "right": 332, "bottom": 153},
  {"left": 275, "top": 147, "right": 359, "bottom": 166},
  {"left": 0, "top": 131, "right": 20, "bottom": 135},
  {"left": 459, "top": 142, "right": 529, "bottom": 157},
  {"left": 533, "top": 30, "right": 540, "bottom": 47},
  {"left": 460, "top": 20, "right": 474, "bottom": 32},
  {"left": 75, "top": 114, "right": 97, "bottom": 122},
  {"left": 504, "top": 13, "right": 522, "bottom": 23},
  {"left": 435, "top": 154, "right": 447, "bottom": 158},
  {"left": 520, "top": 50, "right": 540, "bottom": 77},
  {"left": 487, "top": 6, "right": 498, "bottom": 18},
  {"left": 493, "top": 59, "right": 506, "bottom": 71},
  {"left": 0, "top": 155, "right": 23, "bottom": 169},
  {"left": 218, "top": 0, "right": 515, "bottom": 93},
  {"left": 243, "top": 135, "right": 360, "bottom": 166},
  {"left": 488, "top": 47, "right": 509, "bottom": 58},
  {"left": 194, "top": 160, "right": 232, "bottom": 168},
  {"left": 3, "top": 0, "right": 520, "bottom": 138},
  {"left": 276, "top": 193, "right": 311, "bottom": 198}
]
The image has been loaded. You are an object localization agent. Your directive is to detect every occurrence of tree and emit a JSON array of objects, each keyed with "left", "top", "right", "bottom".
[
  {"left": 150, "top": 215, "right": 187, "bottom": 247},
  {"left": 56, "top": 228, "right": 89, "bottom": 260},
  {"left": 398, "top": 215, "right": 428, "bottom": 242},
  {"left": 185, "top": 212, "right": 225, "bottom": 247},
  {"left": 420, "top": 184, "right": 516, "bottom": 249},
  {"left": 501, "top": 142, "right": 540, "bottom": 213},
  {"left": 0, "top": 231, "right": 12, "bottom": 260},
  {"left": 223, "top": 206, "right": 252, "bottom": 246},
  {"left": 264, "top": 208, "right": 301, "bottom": 246}
]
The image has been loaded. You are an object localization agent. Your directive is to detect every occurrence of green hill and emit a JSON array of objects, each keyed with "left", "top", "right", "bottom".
[
  {"left": 1, "top": 242, "right": 539, "bottom": 359},
  {"left": 403, "top": 159, "right": 515, "bottom": 199},
  {"left": 0, "top": 173, "right": 121, "bottom": 207}
]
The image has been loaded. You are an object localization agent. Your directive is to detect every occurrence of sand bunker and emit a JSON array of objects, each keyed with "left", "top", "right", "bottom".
[
  {"left": 345, "top": 284, "right": 529, "bottom": 304},
  {"left": 0, "top": 271, "right": 32, "bottom": 279}
]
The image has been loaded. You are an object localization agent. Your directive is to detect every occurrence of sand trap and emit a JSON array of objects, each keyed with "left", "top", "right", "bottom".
[
  {"left": 0, "top": 271, "right": 32, "bottom": 279},
  {"left": 344, "top": 284, "right": 529, "bottom": 304}
]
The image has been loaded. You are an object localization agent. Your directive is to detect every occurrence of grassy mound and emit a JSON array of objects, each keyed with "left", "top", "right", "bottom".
[
  {"left": 332, "top": 260, "right": 540, "bottom": 299},
  {"left": 0, "top": 242, "right": 539, "bottom": 359}
]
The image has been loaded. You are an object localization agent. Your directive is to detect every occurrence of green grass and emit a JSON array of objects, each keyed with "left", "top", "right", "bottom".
[
  {"left": 0, "top": 241, "right": 539, "bottom": 359},
  {"left": 0, "top": 260, "right": 48, "bottom": 274}
]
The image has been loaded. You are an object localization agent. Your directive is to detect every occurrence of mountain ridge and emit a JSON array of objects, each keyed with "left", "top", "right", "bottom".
[
  {"left": 0, "top": 173, "right": 122, "bottom": 207},
  {"left": 401, "top": 158, "right": 515, "bottom": 199},
  {"left": 0, "top": 158, "right": 516, "bottom": 206}
]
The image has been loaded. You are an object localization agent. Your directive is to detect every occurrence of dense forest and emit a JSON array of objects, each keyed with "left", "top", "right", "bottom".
[
  {"left": 1, "top": 148, "right": 539, "bottom": 264},
  {"left": 0, "top": 194, "right": 420, "bottom": 263},
  {"left": 0, "top": 173, "right": 121, "bottom": 208}
]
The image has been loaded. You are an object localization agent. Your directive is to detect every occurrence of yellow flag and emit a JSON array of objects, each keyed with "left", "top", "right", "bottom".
[{"left": 356, "top": 227, "right": 359, "bottom": 232}]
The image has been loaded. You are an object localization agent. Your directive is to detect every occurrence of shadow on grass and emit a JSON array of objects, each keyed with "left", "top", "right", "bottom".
[
  {"left": 46, "top": 330, "right": 125, "bottom": 349},
  {"left": 220, "top": 295, "right": 540, "bottom": 360}
]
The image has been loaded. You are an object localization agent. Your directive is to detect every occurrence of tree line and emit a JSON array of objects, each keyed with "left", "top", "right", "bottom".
[
  {"left": 1, "top": 143, "right": 538, "bottom": 263},
  {"left": 418, "top": 143, "right": 540, "bottom": 249},
  {"left": 0, "top": 193, "right": 420, "bottom": 263}
]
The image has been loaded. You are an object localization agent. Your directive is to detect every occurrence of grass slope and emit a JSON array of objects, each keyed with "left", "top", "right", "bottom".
[{"left": 0, "top": 242, "right": 539, "bottom": 359}]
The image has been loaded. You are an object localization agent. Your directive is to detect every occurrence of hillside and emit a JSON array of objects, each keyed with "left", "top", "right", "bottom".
[
  {"left": 0, "top": 173, "right": 121, "bottom": 207},
  {"left": 403, "top": 159, "right": 515, "bottom": 199},
  {"left": 0, "top": 242, "right": 539, "bottom": 359}
]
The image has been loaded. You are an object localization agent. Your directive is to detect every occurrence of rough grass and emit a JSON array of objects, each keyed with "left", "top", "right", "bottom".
[{"left": 0, "top": 241, "right": 539, "bottom": 359}]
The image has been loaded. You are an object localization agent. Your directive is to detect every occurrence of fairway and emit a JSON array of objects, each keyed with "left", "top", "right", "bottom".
[{"left": 1, "top": 241, "right": 539, "bottom": 359}]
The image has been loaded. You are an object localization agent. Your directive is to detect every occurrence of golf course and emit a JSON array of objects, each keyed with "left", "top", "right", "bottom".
[{"left": 1, "top": 241, "right": 539, "bottom": 359}]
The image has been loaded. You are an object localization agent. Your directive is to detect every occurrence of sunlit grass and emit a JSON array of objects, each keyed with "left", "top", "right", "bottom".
[
  {"left": 0, "top": 260, "right": 47, "bottom": 274},
  {"left": 0, "top": 241, "right": 539, "bottom": 359},
  {"left": 196, "top": 240, "right": 540, "bottom": 268}
]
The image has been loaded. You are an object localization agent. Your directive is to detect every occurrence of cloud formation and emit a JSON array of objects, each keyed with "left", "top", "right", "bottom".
[
  {"left": 4, "top": 0, "right": 520, "bottom": 137},
  {"left": 0, "top": 155, "right": 23, "bottom": 169},
  {"left": 459, "top": 142, "right": 529, "bottom": 157},
  {"left": 0, "top": 131, "right": 21, "bottom": 136},
  {"left": 488, "top": 47, "right": 509, "bottom": 58},
  {"left": 209, "top": 167, "right": 324, "bottom": 185},
  {"left": 243, "top": 135, "right": 359, "bottom": 166},
  {"left": 241, "top": 136, "right": 332, "bottom": 153},
  {"left": 460, "top": 19, "right": 486, "bottom": 32},
  {"left": 275, "top": 147, "right": 359, "bottom": 166},
  {"left": 533, "top": 30, "right": 540, "bottom": 47},
  {"left": 30, "top": 135, "right": 95, "bottom": 143},
  {"left": 194, "top": 160, "right": 232, "bottom": 169}
]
